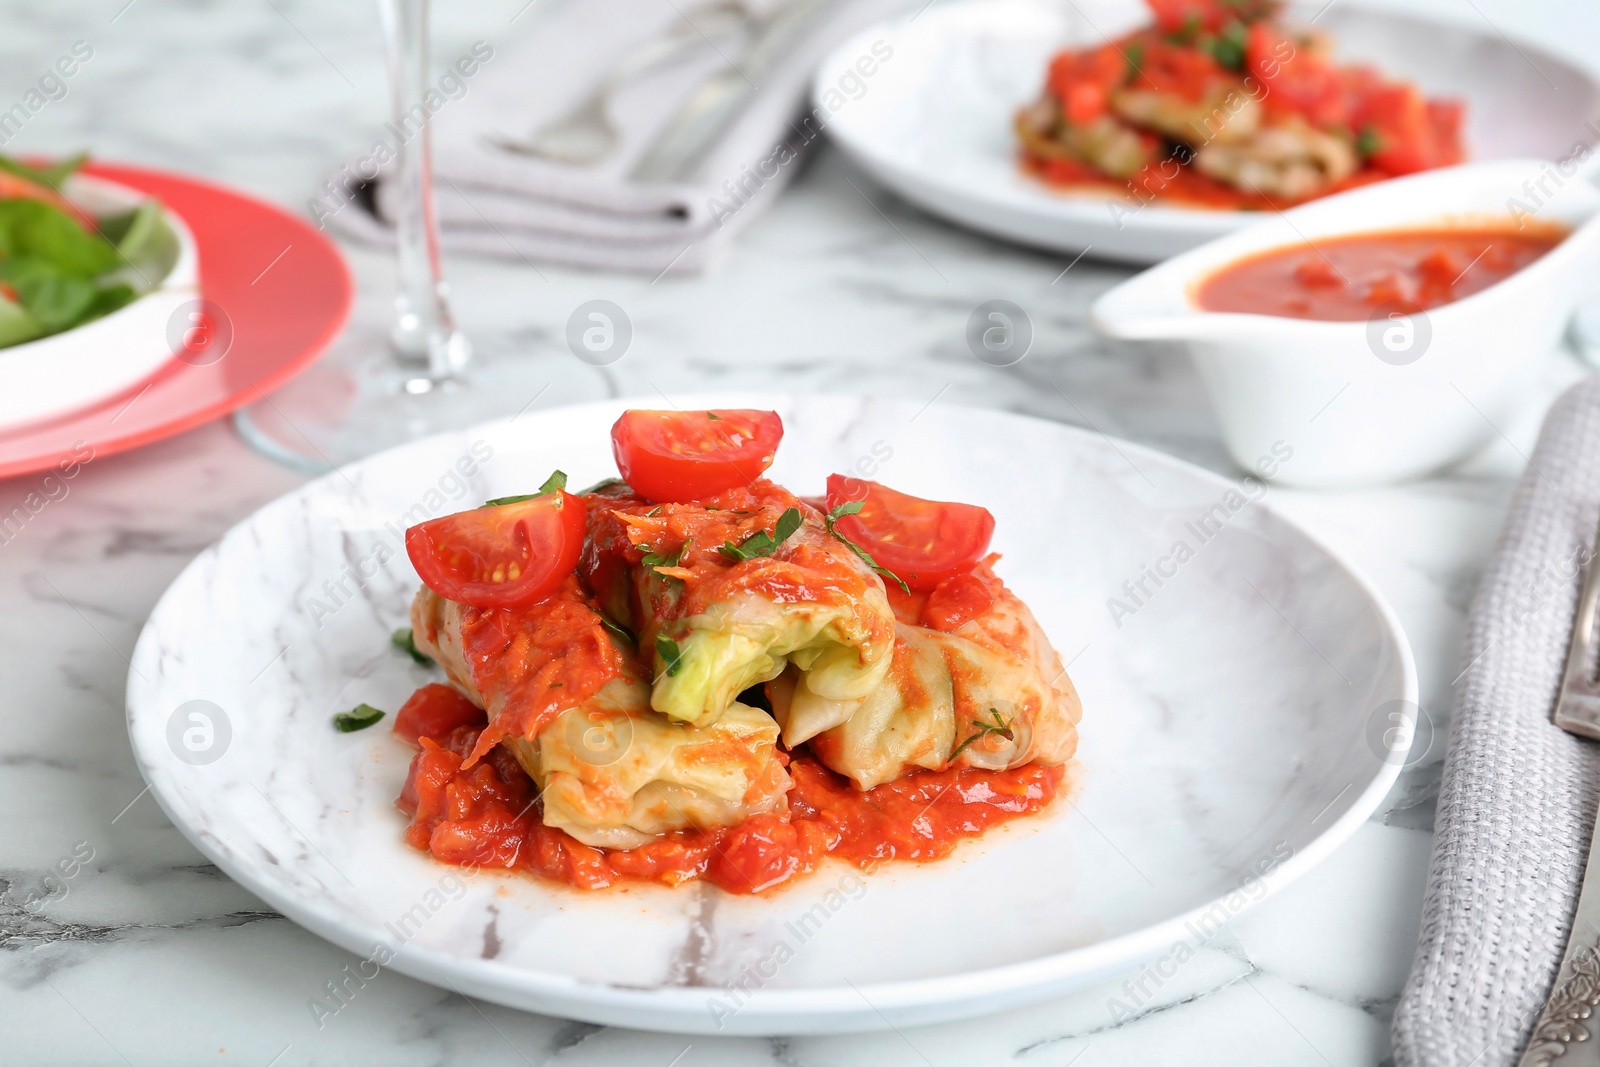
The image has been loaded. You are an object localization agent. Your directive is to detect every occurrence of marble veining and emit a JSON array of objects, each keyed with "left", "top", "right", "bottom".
[{"left": 0, "top": 0, "right": 1596, "bottom": 1061}]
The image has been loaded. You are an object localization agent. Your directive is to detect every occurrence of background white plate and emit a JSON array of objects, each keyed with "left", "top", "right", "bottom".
[
  {"left": 126, "top": 395, "right": 1415, "bottom": 1035},
  {"left": 816, "top": 0, "right": 1600, "bottom": 263}
]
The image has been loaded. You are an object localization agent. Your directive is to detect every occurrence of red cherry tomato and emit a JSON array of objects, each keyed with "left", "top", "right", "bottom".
[
  {"left": 405, "top": 491, "right": 587, "bottom": 610},
  {"left": 1246, "top": 23, "right": 1349, "bottom": 128},
  {"left": 1047, "top": 44, "right": 1125, "bottom": 124},
  {"left": 1136, "top": 37, "right": 1232, "bottom": 102},
  {"left": 394, "top": 683, "right": 486, "bottom": 745},
  {"left": 825, "top": 475, "right": 996, "bottom": 592},
  {"left": 1352, "top": 84, "right": 1464, "bottom": 176},
  {"left": 611, "top": 409, "right": 783, "bottom": 503}
]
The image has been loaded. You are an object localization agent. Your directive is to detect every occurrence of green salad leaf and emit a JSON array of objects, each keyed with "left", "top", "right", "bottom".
[
  {"left": 0, "top": 151, "right": 87, "bottom": 191},
  {"left": 0, "top": 296, "right": 41, "bottom": 347},
  {"left": 0, "top": 151, "right": 176, "bottom": 350},
  {"left": 0, "top": 199, "right": 120, "bottom": 276}
]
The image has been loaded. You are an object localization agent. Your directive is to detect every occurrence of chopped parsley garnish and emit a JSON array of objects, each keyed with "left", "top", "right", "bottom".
[
  {"left": 1355, "top": 124, "right": 1383, "bottom": 158},
  {"left": 706, "top": 411, "right": 723, "bottom": 421},
  {"left": 0, "top": 151, "right": 86, "bottom": 190},
  {"left": 655, "top": 634, "right": 685, "bottom": 677},
  {"left": 390, "top": 627, "right": 433, "bottom": 666},
  {"left": 595, "top": 610, "right": 635, "bottom": 647},
  {"left": 719, "top": 507, "right": 803, "bottom": 561},
  {"left": 823, "top": 501, "right": 910, "bottom": 594},
  {"left": 1166, "top": 12, "right": 1202, "bottom": 44},
  {"left": 642, "top": 538, "right": 692, "bottom": 570},
  {"left": 1124, "top": 42, "right": 1144, "bottom": 79},
  {"left": 949, "top": 708, "right": 1015, "bottom": 761},
  {"left": 334, "top": 704, "right": 386, "bottom": 733},
  {"left": 1205, "top": 23, "right": 1248, "bottom": 70},
  {"left": 483, "top": 470, "right": 567, "bottom": 507}
]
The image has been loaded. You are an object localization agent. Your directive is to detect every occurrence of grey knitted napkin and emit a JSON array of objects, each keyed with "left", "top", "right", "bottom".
[
  {"left": 325, "top": 0, "right": 912, "bottom": 275},
  {"left": 1394, "top": 374, "right": 1600, "bottom": 1066}
]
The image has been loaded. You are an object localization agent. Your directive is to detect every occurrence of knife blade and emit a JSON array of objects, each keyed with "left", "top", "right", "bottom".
[{"left": 628, "top": 0, "right": 841, "bottom": 184}]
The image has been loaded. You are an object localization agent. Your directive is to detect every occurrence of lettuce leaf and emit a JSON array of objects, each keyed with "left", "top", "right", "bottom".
[
  {"left": 0, "top": 183, "right": 174, "bottom": 348},
  {"left": 0, "top": 294, "right": 43, "bottom": 347},
  {"left": 0, "top": 151, "right": 87, "bottom": 191},
  {"left": 0, "top": 199, "right": 120, "bottom": 277}
]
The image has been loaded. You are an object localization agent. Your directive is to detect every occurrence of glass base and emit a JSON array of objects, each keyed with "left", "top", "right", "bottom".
[{"left": 234, "top": 323, "right": 612, "bottom": 473}]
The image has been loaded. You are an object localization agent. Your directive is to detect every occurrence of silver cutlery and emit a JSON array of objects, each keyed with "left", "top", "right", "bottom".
[
  {"left": 1554, "top": 516, "right": 1600, "bottom": 739},
  {"left": 628, "top": 0, "right": 841, "bottom": 184},
  {"left": 488, "top": 0, "right": 755, "bottom": 166}
]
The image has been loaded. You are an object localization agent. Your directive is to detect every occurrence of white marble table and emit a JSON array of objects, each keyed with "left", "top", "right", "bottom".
[{"left": 2, "top": 0, "right": 1597, "bottom": 1063}]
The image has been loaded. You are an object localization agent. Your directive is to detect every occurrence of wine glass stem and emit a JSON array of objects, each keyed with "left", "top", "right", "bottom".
[{"left": 379, "top": 0, "right": 470, "bottom": 380}]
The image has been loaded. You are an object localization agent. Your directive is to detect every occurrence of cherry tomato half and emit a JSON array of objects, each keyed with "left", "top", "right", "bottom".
[
  {"left": 611, "top": 409, "right": 783, "bottom": 503},
  {"left": 825, "top": 475, "right": 996, "bottom": 592},
  {"left": 405, "top": 491, "right": 587, "bottom": 610}
]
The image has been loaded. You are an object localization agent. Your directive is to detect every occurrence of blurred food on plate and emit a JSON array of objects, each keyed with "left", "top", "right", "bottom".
[{"left": 1016, "top": 0, "right": 1464, "bottom": 209}]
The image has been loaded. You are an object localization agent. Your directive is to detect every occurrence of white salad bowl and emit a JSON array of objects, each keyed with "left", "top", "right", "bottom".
[
  {"left": 0, "top": 172, "right": 198, "bottom": 431},
  {"left": 1091, "top": 160, "right": 1600, "bottom": 488}
]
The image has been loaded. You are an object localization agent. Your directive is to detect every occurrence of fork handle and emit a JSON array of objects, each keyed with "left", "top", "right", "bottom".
[
  {"left": 1516, "top": 813, "right": 1600, "bottom": 1066},
  {"left": 1554, "top": 516, "right": 1600, "bottom": 738}
]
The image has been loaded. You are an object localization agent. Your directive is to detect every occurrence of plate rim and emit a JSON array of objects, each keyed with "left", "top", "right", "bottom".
[
  {"left": 125, "top": 393, "right": 1418, "bottom": 1032},
  {"left": 0, "top": 162, "right": 353, "bottom": 481}
]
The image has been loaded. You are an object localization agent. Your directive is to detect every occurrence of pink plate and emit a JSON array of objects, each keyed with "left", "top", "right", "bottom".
[{"left": 0, "top": 162, "right": 353, "bottom": 480}]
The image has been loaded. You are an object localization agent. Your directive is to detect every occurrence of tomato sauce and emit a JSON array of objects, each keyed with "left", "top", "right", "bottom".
[
  {"left": 580, "top": 479, "right": 895, "bottom": 661},
  {"left": 395, "top": 696, "right": 1065, "bottom": 895},
  {"left": 1194, "top": 226, "right": 1567, "bottom": 320},
  {"left": 433, "top": 574, "right": 632, "bottom": 768},
  {"left": 890, "top": 558, "right": 1006, "bottom": 633},
  {"left": 1023, "top": 153, "right": 1387, "bottom": 212}
]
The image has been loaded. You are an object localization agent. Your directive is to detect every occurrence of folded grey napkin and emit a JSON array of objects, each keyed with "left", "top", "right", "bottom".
[
  {"left": 321, "top": 0, "right": 912, "bottom": 275},
  {"left": 1394, "top": 373, "right": 1600, "bottom": 1066}
]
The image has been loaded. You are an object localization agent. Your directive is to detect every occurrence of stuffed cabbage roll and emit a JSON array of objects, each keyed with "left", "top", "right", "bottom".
[
  {"left": 582, "top": 480, "right": 897, "bottom": 729},
  {"left": 768, "top": 558, "right": 1082, "bottom": 789},
  {"left": 409, "top": 585, "right": 791, "bottom": 849}
]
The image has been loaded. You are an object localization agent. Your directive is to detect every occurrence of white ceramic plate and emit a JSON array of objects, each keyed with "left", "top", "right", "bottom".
[
  {"left": 0, "top": 173, "right": 199, "bottom": 430},
  {"left": 817, "top": 0, "right": 1600, "bottom": 263},
  {"left": 126, "top": 395, "right": 1416, "bottom": 1035}
]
